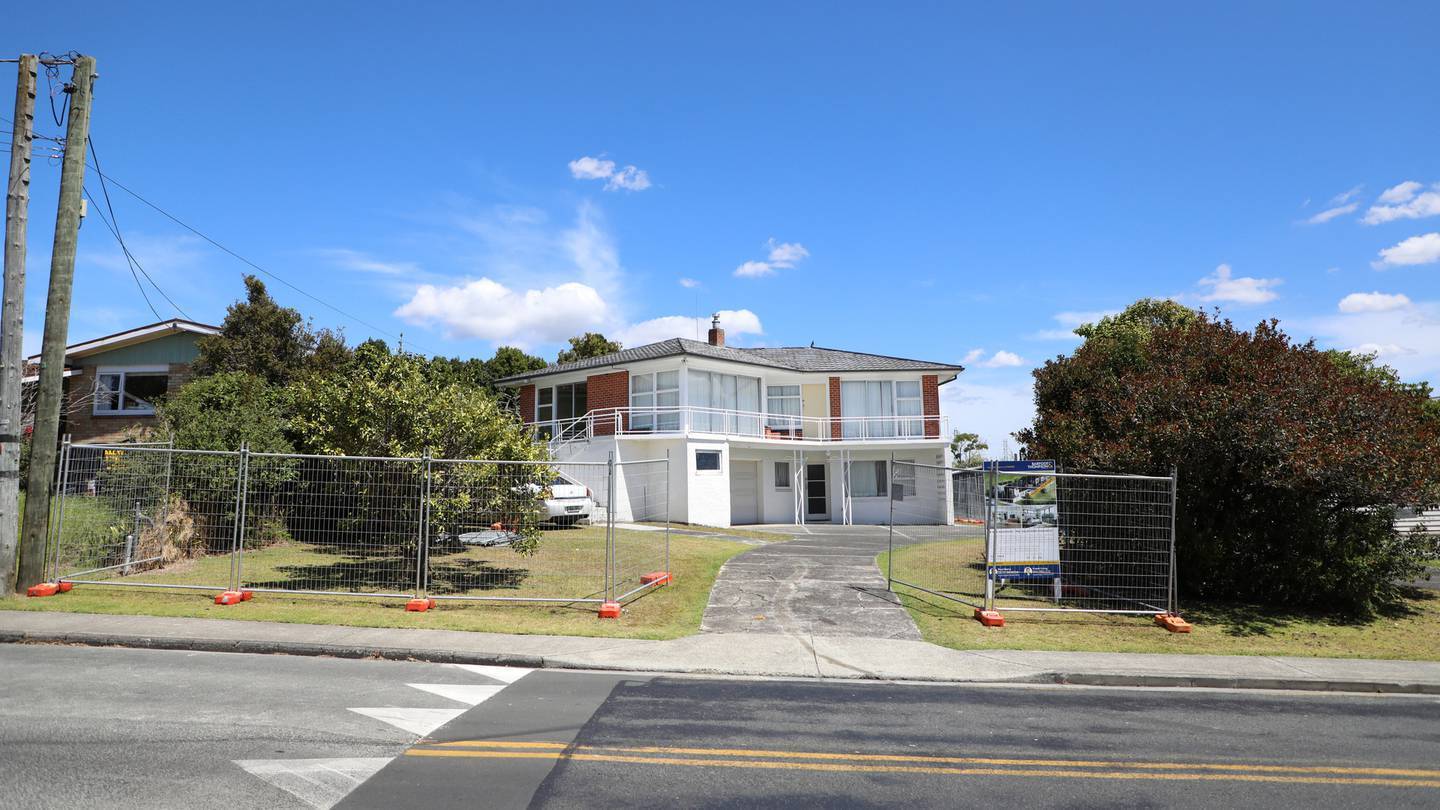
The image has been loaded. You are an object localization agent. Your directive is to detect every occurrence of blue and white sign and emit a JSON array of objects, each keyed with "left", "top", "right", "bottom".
[
  {"left": 986, "top": 459, "right": 1061, "bottom": 582},
  {"left": 984, "top": 459, "right": 1057, "bottom": 474}
]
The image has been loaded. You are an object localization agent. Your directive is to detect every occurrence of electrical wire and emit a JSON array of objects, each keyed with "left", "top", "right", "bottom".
[
  {"left": 81, "top": 162, "right": 429, "bottom": 353},
  {"left": 84, "top": 186, "right": 162, "bottom": 320}
]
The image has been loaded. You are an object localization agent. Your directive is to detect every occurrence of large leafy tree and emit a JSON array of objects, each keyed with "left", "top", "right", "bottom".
[
  {"left": 1018, "top": 301, "right": 1440, "bottom": 614},
  {"left": 556, "top": 332, "right": 621, "bottom": 364},
  {"left": 193, "top": 275, "right": 318, "bottom": 386}
]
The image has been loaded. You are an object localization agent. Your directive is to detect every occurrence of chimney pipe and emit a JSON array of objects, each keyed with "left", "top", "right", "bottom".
[{"left": 707, "top": 313, "right": 724, "bottom": 347}]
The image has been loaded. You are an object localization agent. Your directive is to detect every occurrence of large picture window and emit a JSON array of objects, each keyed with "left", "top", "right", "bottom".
[
  {"left": 630, "top": 370, "right": 679, "bottom": 431},
  {"left": 93, "top": 368, "right": 168, "bottom": 415},
  {"left": 689, "top": 370, "right": 761, "bottom": 434},
  {"left": 850, "top": 460, "right": 888, "bottom": 498},
  {"left": 839, "top": 380, "right": 924, "bottom": 438},
  {"left": 766, "top": 385, "right": 802, "bottom": 431}
]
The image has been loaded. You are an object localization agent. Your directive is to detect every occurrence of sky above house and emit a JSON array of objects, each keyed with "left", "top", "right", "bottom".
[{"left": 6, "top": 3, "right": 1439, "bottom": 453}]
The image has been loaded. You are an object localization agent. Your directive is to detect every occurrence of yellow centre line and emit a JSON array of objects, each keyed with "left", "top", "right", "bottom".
[
  {"left": 403, "top": 741, "right": 1440, "bottom": 788},
  {"left": 415, "top": 740, "right": 1440, "bottom": 779},
  {"left": 403, "top": 749, "right": 1440, "bottom": 789}
]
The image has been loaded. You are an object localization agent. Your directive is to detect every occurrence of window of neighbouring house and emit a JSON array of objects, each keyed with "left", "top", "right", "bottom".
[
  {"left": 850, "top": 459, "right": 888, "bottom": 498},
  {"left": 774, "top": 460, "right": 792, "bottom": 490},
  {"left": 766, "top": 385, "right": 802, "bottom": 431},
  {"left": 695, "top": 449, "right": 722, "bottom": 472},
  {"left": 93, "top": 368, "right": 168, "bottom": 415},
  {"left": 631, "top": 370, "right": 680, "bottom": 431}
]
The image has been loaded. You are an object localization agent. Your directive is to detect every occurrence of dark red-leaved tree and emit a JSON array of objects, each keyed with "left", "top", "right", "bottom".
[{"left": 1018, "top": 300, "right": 1440, "bottom": 614}]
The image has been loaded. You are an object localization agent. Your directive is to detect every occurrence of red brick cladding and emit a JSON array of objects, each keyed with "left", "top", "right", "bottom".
[
  {"left": 828, "top": 376, "right": 842, "bottom": 439},
  {"left": 922, "top": 374, "right": 940, "bottom": 438},
  {"left": 518, "top": 384, "right": 536, "bottom": 422},
  {"left": 586, "top": 370, "right": 629, "bottom": 435}
]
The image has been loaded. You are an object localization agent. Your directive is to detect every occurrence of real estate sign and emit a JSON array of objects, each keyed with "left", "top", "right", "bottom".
[{"left": 984, "top": 460, "right": 1060, "bottom": 581}]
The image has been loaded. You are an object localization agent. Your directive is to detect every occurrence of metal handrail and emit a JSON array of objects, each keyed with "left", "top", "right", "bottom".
[{"left": 534, "top": 406, "right": 946, "bottom": 450}]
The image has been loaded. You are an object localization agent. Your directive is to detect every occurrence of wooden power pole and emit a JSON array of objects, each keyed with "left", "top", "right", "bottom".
[
  {"left": 16, "top": 55, "right": 95, "bottom": 589},
  {"left": 1, "top": 54, "right": 38, "bottom": 597}
]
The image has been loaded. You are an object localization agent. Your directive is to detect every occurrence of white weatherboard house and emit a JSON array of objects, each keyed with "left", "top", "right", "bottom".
[{"left": 499, "top": 317, "right": 962, "bottom": 528}]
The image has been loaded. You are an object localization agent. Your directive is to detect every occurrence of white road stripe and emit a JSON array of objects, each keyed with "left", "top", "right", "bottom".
[
  {"left": 347, "top": 706, "right": 466, "bottom": 736},
  {"left": 451, "top": 663, "right": 534, "bottom": 684},
  {"left": 234, "top": 757, "right": 392, "bottom": 809},
  {"left": 406, "top": 682, "right": 507, "bottom": 706}
]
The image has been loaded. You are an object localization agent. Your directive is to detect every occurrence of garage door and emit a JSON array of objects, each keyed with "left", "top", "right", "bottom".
[{"left": 730, "top": 460, "right": 760, "bottom": 525}]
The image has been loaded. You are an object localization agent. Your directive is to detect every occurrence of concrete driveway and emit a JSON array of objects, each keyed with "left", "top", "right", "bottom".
[{"left": 701, "top": 524, "right": 924, "bottom": 640}]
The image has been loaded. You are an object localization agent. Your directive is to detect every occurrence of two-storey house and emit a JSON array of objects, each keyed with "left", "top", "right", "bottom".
[{"left": 499, "top": 317, "right": 961, "bottom": 528}]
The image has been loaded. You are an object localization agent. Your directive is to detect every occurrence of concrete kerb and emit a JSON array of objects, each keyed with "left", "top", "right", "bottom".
[{"left": 3, "top": 612, "right": 1440, "bottom": 694}]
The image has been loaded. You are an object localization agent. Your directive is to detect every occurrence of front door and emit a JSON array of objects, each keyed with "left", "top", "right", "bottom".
[{"left": 805, "top": 463, "right": 829, "bottom": 521}]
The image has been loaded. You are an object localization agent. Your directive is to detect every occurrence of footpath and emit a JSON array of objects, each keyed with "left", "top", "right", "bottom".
[{"left": 4, "top": 610, "right": 1439, "bottom": 694}]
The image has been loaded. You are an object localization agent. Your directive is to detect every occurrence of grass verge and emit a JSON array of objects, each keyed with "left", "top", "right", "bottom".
[
  {"left": 3, "top": 527, "right": 748, "bottom": 640},
  {"left": 881, "top": 539, "right": 1440, "bottom": 661}
]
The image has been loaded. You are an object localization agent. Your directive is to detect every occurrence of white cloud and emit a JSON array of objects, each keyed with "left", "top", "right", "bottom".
[
  {"left": 1302, "top": 299, "right": 1440, "bottom": 379},
  {"left": 1338, "top": 291, "right": 1412, "bottom": 313},
  {"left": 982, "top": 350, "right": 1025, "bottom": 368},
  {"left": 678, "top": 277, "right": 701, "bottom": 288},
  {"left": 1378, "top": 181, "right": 1422, "bottom": 205},
  {"left": 317, "top": 248, "right": 419, "bottom": 276},
  {"left": 1305, "top": 202, "right": 1358, "bottom": 225},
  {"left": 940, "top": 380, "right": 1035, "bottom": 460},
  {"left": 1330, "top": 186, "right": 1363, "bottom": 206},
  {"left": 1196, "top": 264, "right": 1281, "bottom": 305},
  {"left": 394, "top": 279, "right": 609, "bottom": 343},
  {"left": 568, "top": 155, "right": 651, "bottom": 192},
  {"left": 1374, "top": 232, "right": 1440, "bottom": 268},
  {"left": 615, "top": 309, "right": 764, "bottom": 346},
  {"left": 568, "top": 156, "right": 615, "bottom": 180},
  {"left": 1350, "top": 342, "right": 1413, "bottom": 358},
  {"left": 1363, "top": 182, "right": 1440, "bottom": 224},
  {"left": 962, "top": 348, "right": 985, "bottom": 364},
  {"left": 733, "top": 238, "right": 810, "bottom": 278},
  {"left": 735, "top": 261, "right": 777, "bottom": 278},
  {"left": 1028, "top": 310, "right": 1121, "bottom": 341}
]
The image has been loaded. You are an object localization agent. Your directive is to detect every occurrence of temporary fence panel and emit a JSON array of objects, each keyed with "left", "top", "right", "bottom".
[
  {"left": 887, "top": 461, "right": 988, "bottom": 609},
  {"left": 46, "top": 443, "right": 673, "bottom": 609},
  {"left": 426, "top": 458, "right": 612, "bottom": 604},
  {"left": 49, "top": 443, "right": 239, "bottom": 593},
  {"left": 888, "top": 461, "right": 1178, "bottom": 617}
]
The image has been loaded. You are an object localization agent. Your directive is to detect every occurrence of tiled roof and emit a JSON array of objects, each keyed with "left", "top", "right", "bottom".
[{"left": 496, "top": 338, "right": 962, "bottom": 384}]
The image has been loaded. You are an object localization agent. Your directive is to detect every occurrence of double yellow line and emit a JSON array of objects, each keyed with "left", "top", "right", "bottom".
[{"left": 406, "top": 740, "right": 1440, "bottom": 789}]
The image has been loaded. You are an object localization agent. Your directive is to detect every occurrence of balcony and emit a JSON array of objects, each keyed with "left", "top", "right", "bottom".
[{"left": 532, "top": 406, "right": 946, "bottom": 449}]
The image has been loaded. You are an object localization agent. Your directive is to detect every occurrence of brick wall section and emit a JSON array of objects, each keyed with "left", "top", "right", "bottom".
[
  {"left": 828, "top": 376, "right": 842, "bottom": 439},
  {"left": 922, "top": 374, "right": 941, "bottom": 438},
  {"left": 62, "top": 363, "right": 192, "bottom": 443},
  {"left": 518, "top": 384, "right": 536, "bottom": 423},
  {"left": 586, "top": 370, "right": 629, "bottom": 435}
]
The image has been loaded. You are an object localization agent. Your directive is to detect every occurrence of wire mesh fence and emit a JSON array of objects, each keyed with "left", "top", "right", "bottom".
[
  {"left": 46, "top": 441, "right": 671, "bottom": 608},
  {"left": 888, "top": 460, "right": 1178, "bottom": 617}
]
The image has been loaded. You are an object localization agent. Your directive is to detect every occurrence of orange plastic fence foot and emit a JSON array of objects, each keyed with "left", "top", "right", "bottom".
[
  {"left": 406, "top": 598, "right": 437, "bottom": 612},
  {"left": 215, "top": 591, "right": 248, "bottom": 605},
  {"left": 1155, "top": 613, "right": 1192, "bottom": 633},
  {"left": 640, "top": 571, "right": 672, "bottom": 586},
  {"left": 240, "top": 590, "right": 254, "bottom": 601},
  {"left": 26, "top": 582, "right": 60, "bottom": 598},
  {"left": 974, "top": 608, "right": 1005, "bottom": 627},
  {"left": 598, "top": 601, "right": 622, "bottom": 619},
  {"left": 57, "top": 581, "right": 74, "bottom": 593}
]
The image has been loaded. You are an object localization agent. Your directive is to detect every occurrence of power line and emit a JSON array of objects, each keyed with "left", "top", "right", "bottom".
[
  {"left": 84, "top": 186, "right": 161, "bottom": 320},
  {"left": 81, "top": 162, "right": 429, "bottom": 353}
]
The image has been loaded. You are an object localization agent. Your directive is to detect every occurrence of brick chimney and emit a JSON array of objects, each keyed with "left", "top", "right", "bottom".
[{"left": 707, "top": 313, "right": 724, "bottom": 347}]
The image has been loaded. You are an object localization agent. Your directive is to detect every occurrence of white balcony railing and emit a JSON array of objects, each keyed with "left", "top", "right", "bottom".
[{"left": 532, "top": 406, "right": 947, "bottom": 451}]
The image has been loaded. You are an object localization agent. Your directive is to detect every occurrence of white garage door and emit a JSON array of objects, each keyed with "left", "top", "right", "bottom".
[{"left": 729, "top": 460, "right": 760, "bottom": 525}]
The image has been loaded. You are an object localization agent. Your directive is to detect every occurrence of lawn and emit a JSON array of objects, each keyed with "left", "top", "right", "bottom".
[
  {"left": 3, "top": 524, "right": 750, "bottom": 640},
  {"left": 880, "top": 538, "right": 1440, "bottom": 661}
]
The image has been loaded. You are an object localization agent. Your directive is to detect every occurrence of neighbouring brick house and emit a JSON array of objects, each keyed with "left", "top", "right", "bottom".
[
  {"left": 498, "top": 316, "right": 963, "bottom": 528},
  {"left": 24, "top": 319, "right": 220, "bottom": 443}
]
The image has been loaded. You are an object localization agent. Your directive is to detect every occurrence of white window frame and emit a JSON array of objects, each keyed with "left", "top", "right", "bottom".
[
  {"left": 92, "top": 365, "right": 169, "bottom": 416},
  {"left": 631, "top": 370, "right": 680, "bottom": 431},
  {"left": 839, "top": 379, "right": 924, "bottom": 439},
  {"left": 774, "top": 460, "right": 792, "bottom": 491},
  {"left": 895, "top": 381, "right": 923, "bottom": 437},
  {"left": 850, "top": 459, "right": 888, "bottom": 498},
  {"left": 695, "top": 449, "right": 723, "bottom": 474},
  {"left": 766, "top": 384, "right": 802, "bottom": 431}
]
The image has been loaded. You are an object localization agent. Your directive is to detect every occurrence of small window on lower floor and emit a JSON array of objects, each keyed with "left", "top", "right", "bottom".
[
  {"left": 774, "top": 461, "right": 791, "bottom": 490},
  {"left": 695, "top": 450, "right": 722, "bottom": 472},
  {"left": 851, "top": 460, "right": 888, "bottom": 498}
]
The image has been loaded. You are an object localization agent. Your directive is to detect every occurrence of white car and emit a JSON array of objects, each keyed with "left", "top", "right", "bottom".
[{"left": 532, "top": 473, "right": 596, "bottom": 527}]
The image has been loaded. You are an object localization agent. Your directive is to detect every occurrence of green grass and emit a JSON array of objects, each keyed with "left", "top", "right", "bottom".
[
  {"left": 880, "top": 538, "right": 1440, "bottom": 661},
  {"left": 3, "top": 525, "right": 749, "bottom": 640}
]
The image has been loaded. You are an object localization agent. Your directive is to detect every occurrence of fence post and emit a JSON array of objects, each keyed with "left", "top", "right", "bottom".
[
  {"left": 606, "top": 450, "right": 617, "bottom": 602},
  {"left": 886, "top": 452, "right": 895, "bottom": 590},
  {"left": 160, "top": 434, "right": 174, "bottom": 525},
  {"left": 663, "top": 450, "right": 671, "bottom": 578},
  {"left": 46, "top": 435, "right": 71, "bottom": 583},
  {"left": 983, "top": 460, "right": 995, "bottom": 612},
  {"left": 415, "top": 452, "right": 431, "bottom": 599},
  {"left": 229, "top": 445, "right": 250, "bottom": 593},
  {"left": 1168, "top": 465, "right": 1179, "bottom": 616}
]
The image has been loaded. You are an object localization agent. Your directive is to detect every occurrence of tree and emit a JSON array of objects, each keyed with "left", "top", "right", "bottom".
[
  {"left": 556, "top": 333, "right": 621, "bottom": 364},
  {"left": 193, "top": 275, "right": 316, "bottom": 386},
  {"left": 949, "top": 431, "right": 988, "bottom": 467},
  {"left": 1018, "top": 301, "right": 1440, "bottom": 614}
]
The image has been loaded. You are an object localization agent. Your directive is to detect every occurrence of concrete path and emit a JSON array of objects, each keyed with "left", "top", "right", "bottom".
[
  {"left": 6, "top": 610, "right": 1440, "bottom": 693},
  {"left": 701, "top": 525, "right": 921, "bottom": 639}
]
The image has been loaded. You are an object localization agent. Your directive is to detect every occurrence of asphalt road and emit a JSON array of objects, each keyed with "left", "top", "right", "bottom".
[{"left": 4, "top": 644, "right": 1440, "bottom": 809}]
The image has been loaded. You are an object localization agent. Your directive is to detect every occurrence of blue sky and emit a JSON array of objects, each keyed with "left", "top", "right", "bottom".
[{"left": 7, "top": 2, "right": 1440, "bottom": 451}]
